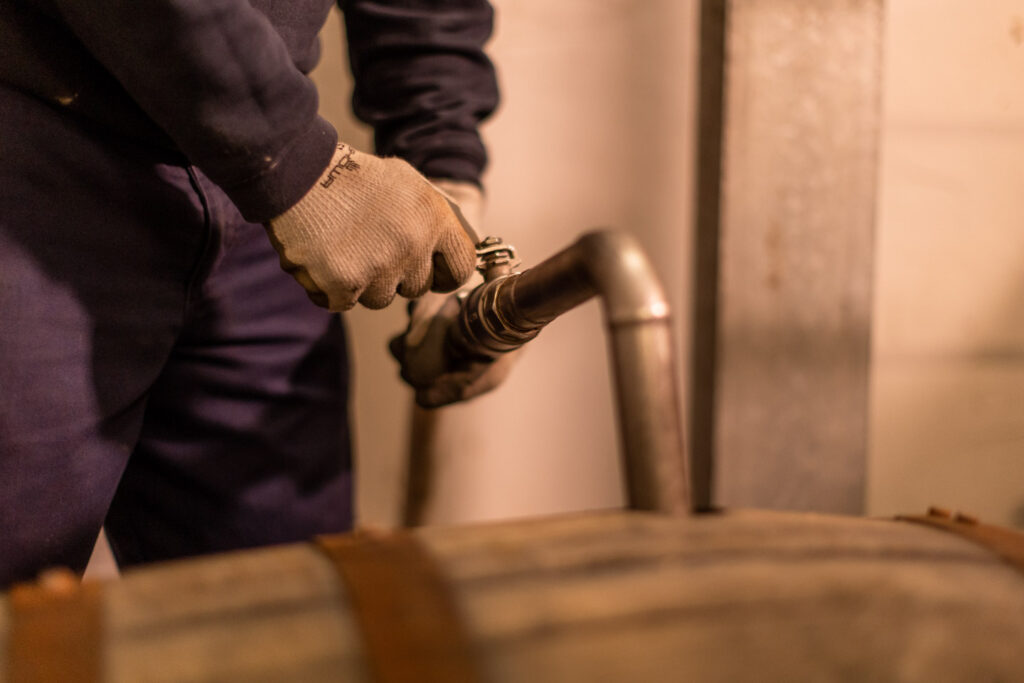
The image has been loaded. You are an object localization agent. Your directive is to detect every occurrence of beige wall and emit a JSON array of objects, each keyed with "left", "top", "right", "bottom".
[
  {"left": 314, "top": 1, "right": 699, "bottom": 526},
  {"left": 868, "top": 0, "right": 1024, "bottom": 525}
]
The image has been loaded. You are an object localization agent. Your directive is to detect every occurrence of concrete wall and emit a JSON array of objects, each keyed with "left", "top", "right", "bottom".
[{"left": 707, "top": 0, "right": 882, "bottom": 514}]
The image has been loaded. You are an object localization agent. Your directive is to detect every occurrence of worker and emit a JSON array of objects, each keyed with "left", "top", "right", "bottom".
[{"left": 0, "top": 0, "right": 502, "bottom": 588}]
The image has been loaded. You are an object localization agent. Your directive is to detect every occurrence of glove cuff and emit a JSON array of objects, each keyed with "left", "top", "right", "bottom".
[{"left": 430, "top": 178, "right": 485, "bottom": 234}]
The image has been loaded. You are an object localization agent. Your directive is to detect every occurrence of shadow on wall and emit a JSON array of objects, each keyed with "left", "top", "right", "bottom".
[{"left": 869, "top": 273, "right": 1024, "bottom": 528}]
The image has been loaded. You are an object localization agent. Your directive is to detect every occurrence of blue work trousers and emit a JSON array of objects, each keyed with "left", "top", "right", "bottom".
[{"left": 0, "top": 87, "right": 353, "bottom": 587}]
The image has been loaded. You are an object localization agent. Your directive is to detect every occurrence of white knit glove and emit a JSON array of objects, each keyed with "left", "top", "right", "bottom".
[
  {"left": 265, "top": 144, "right": 478, "bottom": 311},
  {"left": 389, "top": 180, "right": 520, "bottom": 408}
]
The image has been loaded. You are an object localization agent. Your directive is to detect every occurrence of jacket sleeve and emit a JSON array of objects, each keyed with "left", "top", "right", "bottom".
[
  {"left": 339, "top": 0, "right": 499, "bottom": 185},
  {"left": 47, "top": 0, "right": 337, "bottom": 223}
]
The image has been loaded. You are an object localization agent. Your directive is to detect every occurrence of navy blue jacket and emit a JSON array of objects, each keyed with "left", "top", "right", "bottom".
[{"left": 0, "top": 0, "right": 499, "bottom": 222}]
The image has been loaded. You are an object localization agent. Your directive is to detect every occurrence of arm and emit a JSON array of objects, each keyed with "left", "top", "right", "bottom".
[
  {"left": 47, "top": 0, "right": 336, "bottom": 222},
  {"left": 339, "top": 1, "right": 511, "bottom": 405},
  {"left": 46, "top": 0, "right": 479, "bottom": 310},
  {"left": 340, "top": 0, "right": 499, "bottom": 183},
  {"left": 267, "top": 0, "right": 503, "bottom": 311}
]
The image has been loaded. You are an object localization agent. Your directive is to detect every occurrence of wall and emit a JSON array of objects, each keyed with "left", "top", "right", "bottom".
[{"left": 868, "top": 0, "right": 1024, "bottom": 525}]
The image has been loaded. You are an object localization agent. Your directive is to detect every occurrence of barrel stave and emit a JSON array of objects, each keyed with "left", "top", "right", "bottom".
[
  {"left": 105, "top": 544, "right": 368, "bottom": 682},
  {"left": 4, "top": 510, "right": 1024, "bottom": 681}
]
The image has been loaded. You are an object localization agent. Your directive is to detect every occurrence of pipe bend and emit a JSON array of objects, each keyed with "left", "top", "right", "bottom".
[
  {"left": 449, "top": 229, "right": 672, "bottom": 360},
  {"left": 572, "top": 231, "right": 671, "bottom": 327},
  {"left": 445, "top": 229, "right": 691, "bottom": 515}
]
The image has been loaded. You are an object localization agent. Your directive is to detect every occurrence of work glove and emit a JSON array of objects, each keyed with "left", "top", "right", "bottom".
[
  {"left": 389, "top": 180, "right": 520, "bottom": 408},
  {"left": 265, "top": 144, "right": 478, "bottom": 311}
]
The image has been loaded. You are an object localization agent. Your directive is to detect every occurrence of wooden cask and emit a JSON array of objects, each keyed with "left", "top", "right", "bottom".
[{"left": 4, "top": 509, "right": 1024, "bottom": 681}]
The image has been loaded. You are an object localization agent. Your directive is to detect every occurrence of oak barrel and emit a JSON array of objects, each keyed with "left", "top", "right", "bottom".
[{"left": 4, "top": 509, "right": 1024, "bottom": 681}]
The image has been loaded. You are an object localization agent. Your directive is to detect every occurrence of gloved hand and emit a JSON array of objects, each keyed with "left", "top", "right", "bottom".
[
  {"left": 265, "top": 143, "right": 477, "bottom": 311},
  {"left": 389, "top": 179, "right": 520, "bottom": 408},
  {"left": 389, "top": 291, "right": 520, "bottom": 408}
]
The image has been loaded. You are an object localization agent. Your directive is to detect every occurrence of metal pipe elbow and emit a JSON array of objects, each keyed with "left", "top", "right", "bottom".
[
  {"left": 446, "top": 229, "right": 690, "bottom": 515},
  {"left": 449, "top": 230, "right": 671, "bottom": 358}
]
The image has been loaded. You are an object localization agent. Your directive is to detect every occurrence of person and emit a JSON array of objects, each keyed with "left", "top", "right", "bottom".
[{"left": 0, "top": 0, "right": 502, "bottom": 588}]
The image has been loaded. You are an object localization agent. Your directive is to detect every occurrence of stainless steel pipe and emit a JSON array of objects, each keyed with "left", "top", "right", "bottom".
[{"left": 449, "top": 230, "right": 691, "bottom": 515}]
